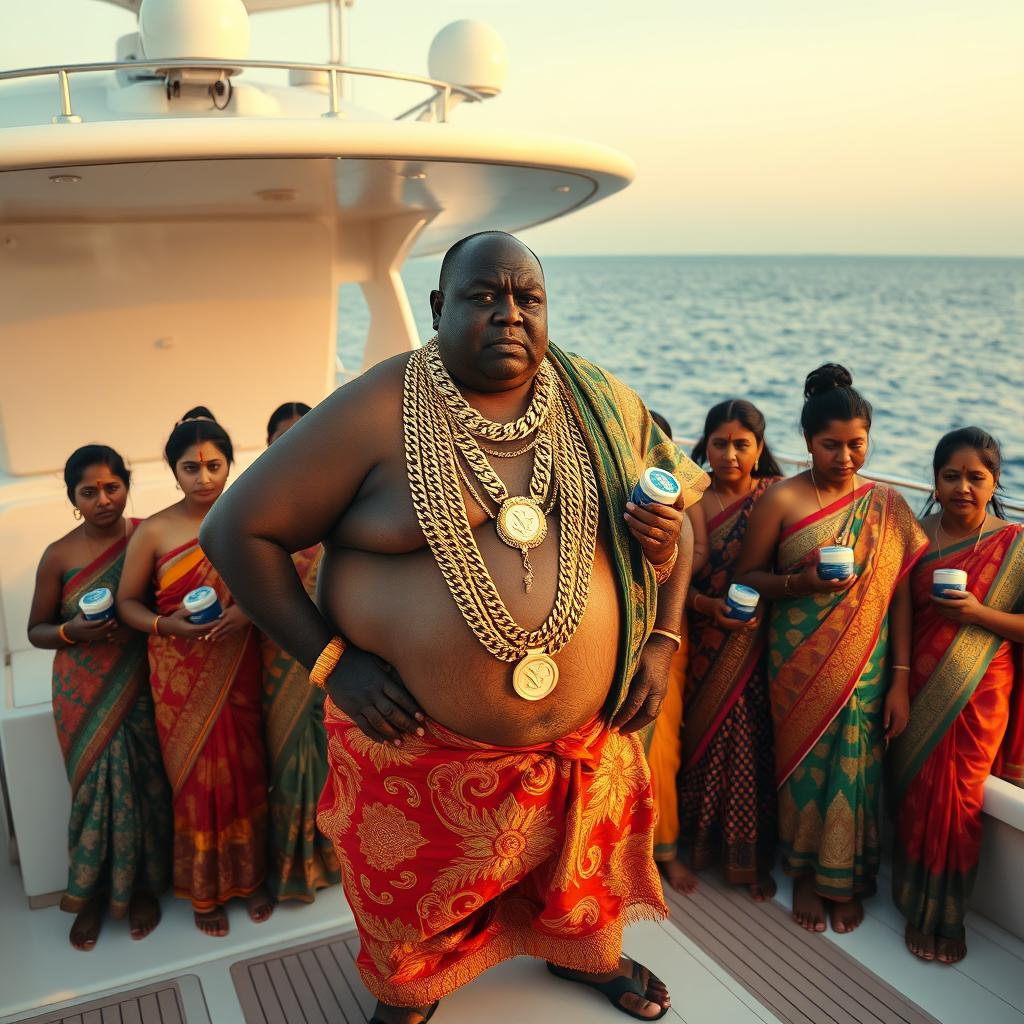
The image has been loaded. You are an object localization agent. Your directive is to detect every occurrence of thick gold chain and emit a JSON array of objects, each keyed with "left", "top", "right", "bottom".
[{"left": 404, "top": 344, "right": 597, "bottom": 661}]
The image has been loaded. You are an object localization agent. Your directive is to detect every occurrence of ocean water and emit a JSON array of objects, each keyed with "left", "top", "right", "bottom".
[{"left": 338, "top": 255, "right": 1024, "bottom": 503}]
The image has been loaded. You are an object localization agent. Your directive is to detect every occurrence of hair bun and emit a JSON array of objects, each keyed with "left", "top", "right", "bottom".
[
  {"left": 804, "top": 363, "right": 853, "bottom": 401},
  {"left": 177, "top": 405, "right": 217, "bottom": 425}
]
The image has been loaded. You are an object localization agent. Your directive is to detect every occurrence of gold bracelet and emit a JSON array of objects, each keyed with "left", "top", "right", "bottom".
[
  {"left": 649, "top": 627, "right": 683, "bottom": 649},
  {"left": 152, "top": 615, "right": 162, "bottom": 636},
  {"left": 310, "top": 636, "right": 346, "bottom": 689},
  {"left": 651, "top": 545, "right": 678, "bottom": 586},
  {"left": 783, "top": 573, "right": 794, "bottom": 595},
  {"left": 58, "top": 623, "right": 74, "bottom": 645},
  {"left": 892, "top": 664, "right": 911, "bottom": 672}
]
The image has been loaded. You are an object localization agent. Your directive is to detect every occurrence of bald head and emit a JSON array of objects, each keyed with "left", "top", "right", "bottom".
[{"left": 438, "top": 231, "right": 543, "bottom": 293}]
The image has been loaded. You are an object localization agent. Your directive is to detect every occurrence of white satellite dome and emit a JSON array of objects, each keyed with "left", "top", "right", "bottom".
[
  {"left": 139, "top": 0, "right": 251, "bottom": 62},
  {"left": 428, "top": 20, "right": 508, "bottom": 97}
]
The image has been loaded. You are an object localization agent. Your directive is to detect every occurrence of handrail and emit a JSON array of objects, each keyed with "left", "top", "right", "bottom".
[
  {"left": 675, "top": 437, "right": 1024, "bottom": 517},
  {"left": 0, "top": 58, "right": 487, "bottom": 123}
]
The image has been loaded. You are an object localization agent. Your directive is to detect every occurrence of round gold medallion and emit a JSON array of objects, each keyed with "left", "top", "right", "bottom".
[
  {"left": 496, "top": 496, "right": 547, "bottom": 549},
  {"left": 512, "top": 649, "right": 559, "bottom": 701}
]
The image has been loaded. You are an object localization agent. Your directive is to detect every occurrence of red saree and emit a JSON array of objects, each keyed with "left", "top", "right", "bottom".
[
  {"left": 317, "top": 700, "right": 666, "bottom": 1007},
  {"left": 149, "top": 539, "right": 267, "bottom": 911},
  {"left": 679, "top": 477, "right": 779, "bottom": 882},
  {"left": 53, "top": 521, "right": 172, "bottom": 915},
  {"left": 891, "top": 524, "right": 1024, "bottom": 940}
]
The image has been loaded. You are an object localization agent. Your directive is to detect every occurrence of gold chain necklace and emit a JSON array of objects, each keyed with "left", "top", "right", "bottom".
[
  {"left": 811, "top": 468, "right": 857, "bottom": 546},
  {"left": 935, "top": 514, "right": 987, "bottom": 558},
  {"left": 404, "top": 344, "right": 598, "bottom": 701},
  {"left": 480, "top": 434, "right": 541, "bottom": 458}
]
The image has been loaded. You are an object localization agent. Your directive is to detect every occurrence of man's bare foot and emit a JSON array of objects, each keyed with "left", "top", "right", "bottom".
[
  {"left": 936, "top": 931, "right": 967, "bottom": 964},
  {"left": 905, "top": 923, "right": 936, "bottom": 961},
  {"left": 246, "top": 886, "right": 274, "bottom": 924},
  {"left": 660, "top": 858, "right": 698, "bottom": 895},
  {"left": 69, "top": 896, "right": 104, "bottom": 951},
  {"left": 129, "top": 889, "right": 161, "bottom": 940},
  {"left": 194, "top": 906, "right": 229, "bottom": 937},
  {"left": 369, "top": 1001, "right": 438, "bottom": 1024},
  {"left": 829, "top": 896, "right": 864, "bottom": 934},
  {"left": 748, "top": 873, "right": 777, "bottom": 902},
  {"left": 791, "top": 875, "right": 827, "bottom": 932},
  {"left": 547, "top": 957, "right": 670, "bottom": 1020}
]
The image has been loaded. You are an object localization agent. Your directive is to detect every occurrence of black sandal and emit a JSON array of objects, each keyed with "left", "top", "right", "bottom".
[
  {"left": 546, "top": 960, "right": 669, "bottom": 1021},
  {"left": 369, "top": 1001, "right": 439, "bottom": 1024}
]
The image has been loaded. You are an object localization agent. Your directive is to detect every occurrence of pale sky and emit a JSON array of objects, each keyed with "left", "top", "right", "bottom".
[{"left": 1, "top": 0, "right": 1022, "bottom": 255}]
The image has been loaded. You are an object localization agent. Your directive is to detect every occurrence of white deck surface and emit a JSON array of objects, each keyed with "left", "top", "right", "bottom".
[{"left": 2, "top": 773, "right": 1023, "bottom": 1024}]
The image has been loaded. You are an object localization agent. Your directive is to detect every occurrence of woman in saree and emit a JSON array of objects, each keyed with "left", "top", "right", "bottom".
[
  {"left": 117, "top": 408, "right": 271, "bottom": 937},
  {"left": 28, "top": 445, "right": 171, "bottom": 950},
  {"left": 261, "top": 402, "right": 340, "bottom": 902},
  {"left": 891, "top": 427, "right": 1024, "bottom": 964},
  {"left": 664, "top": 400, "right": 783, "bottom": 899},
  {"left": 736, "top": 364, "right": 928, "bottom": 934}
]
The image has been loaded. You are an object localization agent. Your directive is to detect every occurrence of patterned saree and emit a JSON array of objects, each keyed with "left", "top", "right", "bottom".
[
  {"left": 149, "top": 539, "right": 267, "bottom": 911},
  {"left": 53, "top": 521, "right": 172, "bottom": 916},
  {"left": 318, "top": 347, "right": 708, "bottom": 1006},
  {"left": 891, "top": 524, "right": 1024, "bottom": 941},
  {"left": 678, "top": 477, "right": 780, "bottom": 881},
  {"left": 769, "top": 483, "right": 927, "bottom": 901},
  {"left": 262, "top": 545, "right": 340, "bottom": 902}
]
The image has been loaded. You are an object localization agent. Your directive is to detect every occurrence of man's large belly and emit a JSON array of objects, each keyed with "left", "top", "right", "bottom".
[{"left": 320, "top": 537, "right": 623, "bottom": 746}]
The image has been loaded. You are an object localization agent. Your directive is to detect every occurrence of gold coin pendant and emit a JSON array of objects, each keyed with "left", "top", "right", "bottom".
[
  {"left": 496, "top": 496, "right": 547, "bottom": 550},
  {"left": 512, "top": 649, "right": 559, "bottom": 701}
]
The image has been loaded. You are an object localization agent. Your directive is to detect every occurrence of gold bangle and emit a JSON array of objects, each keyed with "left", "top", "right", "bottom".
[
  {"left": 651, "top": 545, "right": 678, "bottom": 586},
  {"left": 783, "top": 573, "right": 794, "bottom": 595},
  {"left": 649, "top": 627, "right": 683, "bottom": 649},
  {"left": 152, "top": 615, "right": 162, "bottom": 636},
  {"left": 58, "top": 623, "right": 74, "bottom": 645},
  {"left": 310, "top": 636, "right": 346, "bottom": 689},
  {"left": 892, "top": 664, "right": 911, "bottom": 672}
]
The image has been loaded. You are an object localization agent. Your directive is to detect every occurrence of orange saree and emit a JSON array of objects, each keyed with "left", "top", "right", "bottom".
[
  {"left": 318, "top": 700, "right": 666, "bottom": 1008},
  {"left": 149, "top": 539, "right": 267, "bottom": 911},
  {"left": 891, "top": 524, "right": 1024, "bottom": 941}
]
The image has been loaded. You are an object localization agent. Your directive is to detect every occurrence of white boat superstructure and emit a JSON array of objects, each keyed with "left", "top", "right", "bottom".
[{"left": 0, "top": 3, "right": 1022, "bottom": 1022}]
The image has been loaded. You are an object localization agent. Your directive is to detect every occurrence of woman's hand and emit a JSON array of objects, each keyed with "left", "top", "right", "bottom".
[
  {"left": 931, "top": 590, "right": 983, "bottom": 625},
  {"left": 700, "top": 596, "right": 760, "bottom": 632},
  {"left": 884, "top": 682, "right": 910, "bottom": 743},
  {"left": 794, "top": 562, "right": 858, "bottom": 596},
  {"left": 624, "top": 500, "right": 684, "bottom": 566},
  {"left": 203, "top": 603, "right": 248, "bottom": 641},
  {"left": 326, "top": 645, "right": 426, "bottom": 745},
  {"left": 160, "top": 605, "right": 212, "bottom": 640},
  {"left": 62, "top": 612, "right": 118, "bottom": 644}
]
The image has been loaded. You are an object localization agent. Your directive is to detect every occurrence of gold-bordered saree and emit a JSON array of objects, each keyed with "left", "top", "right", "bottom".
[
  {"left": 891, "top": 523, "right": 1024, "bottom": 940},
  {"left": 769, "top": 482, "right": 927, "bottom": 900},
  {"left": 262, "top": 545, "right": 341, "bottom": 902},
  {"left": 53, "top": 520, "right": 172, "bottom": 915}
]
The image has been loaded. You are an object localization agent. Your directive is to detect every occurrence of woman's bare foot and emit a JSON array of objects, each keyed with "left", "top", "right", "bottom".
[
  {"left": 791, "top": 875, "right": 827, "bottom": 932},
  {"left": 936, "top": 931, "right": 967, "bottom": 964},
  {"left": 69, "top": 896, "right": 104, "bottom": 950},
  {"left": 660, "top": 857, "right": 698, "bottom": 895},
  {"left": 829, "top": 896, "right": 864, "bottom": 934},
  {"left": 129, "top": 889, "right": 162, "bottom": 940},
  {"left": 246, "top": 886, "right": 274, "bottom": 924},
  {"left": 905, "top": 923, "right": 936, "bottom": 961},
  {"left": 194, "top": 905, "right": 229, "bottom": 937},
  {"left": 369, "top": 1001, "right": 438, "bottom": 1023},
  {"left": 748, "top": 873, "right": 777, "bottom": 902}
]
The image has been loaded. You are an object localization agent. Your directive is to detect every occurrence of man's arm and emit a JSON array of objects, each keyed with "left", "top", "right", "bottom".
[{"left": 199, "top": 357, "right": 401, "bottom": 670}]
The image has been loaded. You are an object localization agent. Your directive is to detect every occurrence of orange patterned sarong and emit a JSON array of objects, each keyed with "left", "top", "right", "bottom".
[
  {"left": 317, "top": 699, "right": 667, "bottom": 1007},
  {"left": 149, "top": 539, "right": 268, "bottom": 911}
]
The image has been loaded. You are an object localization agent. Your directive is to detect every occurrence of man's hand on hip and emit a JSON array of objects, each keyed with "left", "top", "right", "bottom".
[
  {"left": 610, "top": 632, "right": 676, "bottom": 734},
  {"left": 327, "top": 645, "right": 426, "bottom": 745}
]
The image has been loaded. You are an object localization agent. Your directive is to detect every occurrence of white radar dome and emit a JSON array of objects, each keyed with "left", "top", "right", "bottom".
[
  {"left": 139, "top": 0, "right": 250, "bottom": 63},
  {"left": 428, "top": 20, "right": 507, "bottom": 97}
]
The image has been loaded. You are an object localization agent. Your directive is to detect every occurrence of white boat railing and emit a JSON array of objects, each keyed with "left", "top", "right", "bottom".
[
  {"left": 676, "top": 437, "right": 1024, "bottom": 519},
  {"left": 0, "top": 59, "right": 487, "bottom": 124}
]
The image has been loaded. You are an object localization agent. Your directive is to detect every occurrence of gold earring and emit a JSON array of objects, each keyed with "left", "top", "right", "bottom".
[
  {"left": 175, "top": 482, "right": 182, "bottom": 491},
  {"left": 754, "top": 457, "right": 760, "bottom": 473},
  {"left": 72, "top": 507, "right": 82, "bottom": 520}
]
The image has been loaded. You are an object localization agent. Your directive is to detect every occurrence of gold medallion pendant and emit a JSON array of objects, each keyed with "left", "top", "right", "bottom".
[
  {"left": 496, "top": 496, "right": 547, "bottom": 548},
  {"left": 512, "top": 648, "right": 559, "bottom": 701}
]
